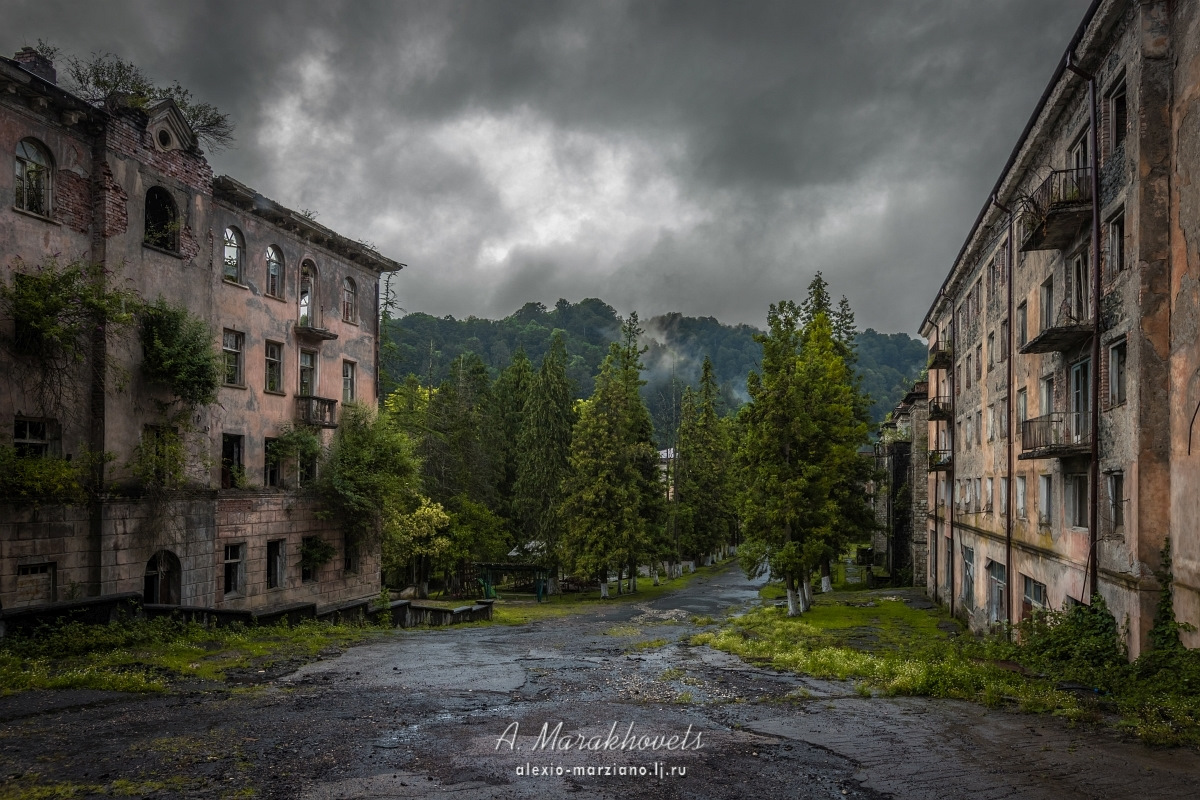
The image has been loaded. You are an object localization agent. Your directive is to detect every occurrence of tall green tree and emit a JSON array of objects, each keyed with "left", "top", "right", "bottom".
[
  {"left": 737, "top": 305, "right": 865, "bottom": 615},
  {"left": 675, "top": 356, "right": 734, "bottom": 564},
  {"left": 492, "top": 348, "right": 534, "bottom": 535},
  {"left": 512, "top": 333, "right": 575, "bottom": 591}
]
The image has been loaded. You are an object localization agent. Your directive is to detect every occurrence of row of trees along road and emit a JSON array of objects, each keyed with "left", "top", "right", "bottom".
[
  {"left": 359, "top": 275, "right": 871, "bottom": 602},
  {"left": 735, "top": 275, "right": 874, "bottom": 616}
]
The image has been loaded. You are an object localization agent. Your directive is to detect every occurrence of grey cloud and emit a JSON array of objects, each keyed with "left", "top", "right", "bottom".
[{"left": 3, "top": 0, "right": 1094, "bottom": 334}]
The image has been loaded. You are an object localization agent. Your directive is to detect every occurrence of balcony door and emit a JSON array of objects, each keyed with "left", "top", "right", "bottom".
[{"left": 1071, "top": 360, "right": 1090, "bottom": 442}]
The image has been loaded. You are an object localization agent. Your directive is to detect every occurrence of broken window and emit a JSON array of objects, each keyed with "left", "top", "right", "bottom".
[
  {"left": 301, "top": 537, "right": 318, "bottom": 583},
  {"left": 144, "top": 550, "right": 180, "bottom": 605},
  {"left": 342, "top": 360, "right": 356, "bottom": 403},
  {"left": 987, "top": 560, "right": 1007, "bottom": 624},
  {"left": 987, "top": 332, "right": 995, "bottom": 371},
  {"left": 1108, "top": 212, "right": 1126, "bottom": 275},
  {"left": 299, "top": 262, "right": 317, "bottom": 327},
  {"left": 265, "top": 341, "right": 283, "bottom": 393},
  {"left": 1040, "top": 278, "right": 1054, "bottom": 331},
  {"left": 1108, "top": 79, "right": 1127, "bottom": 151},
  {"left": 223, "top": 227, "right": 244, "bottom": 282},
  {"left": 1065, "top": 473, "right": 1088, "bottom": 529},
  {"left": 221, "top": 433, "right": 243, "bottom": 489},
  {"left": 266, "top": 245, "right": 284, "bottom": 297},
  {"left": 223, "top": 543, "right": 245, "bottom": 596},
  {"left": 14, "top": 138, "right": 51, "bottom": 216},
  {"left": 1022, "top": 575, "right": 1047, "bottom": 618},
  {"left": 1107, "top": 472, "right": 1125, "bottom": 529},
  {"left": 144, "top": 187, "right": 179, "bottom": 251},
  {"left": 342, "top": 277, "right": 357, "bottom": 322},
  {"left": 223, "top": 330, "right": 244, "bottom": 386},
  {"left": 1016, "top": 303, "right": 1027, "bottom": 347},
  {"left": 13, "top": 418, "right": 51, "bottom": 457},
  {"left": 344, "top": 534, "right": 359, "bottom": 574},
  {"left": 267, "top": 539, "right": 285, "bottom": 590},
  {"left": 961, "top": 547, "right": 975, "bottom": 611},
  {"left": 299, "top": 349, "right": 316, "bottom": 396},
  {"left": 1039, "top": 475, "right": 1053, "bottom": 526},
  {"left": 264, "top": 437, "right": 280, "bottom": 487}
]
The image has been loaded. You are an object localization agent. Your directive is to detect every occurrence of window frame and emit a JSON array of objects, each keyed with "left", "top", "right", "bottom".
[
  {"left": 143, "top": 186, "right": 180, "bottom": 253},
  {"left": 222, "top": 227, "right": 244, "bottom": 283},
  {"left": 266, "top": 539, "right": 286, "bottom": 590},
  {"left": 1108, "top": 211, "right": 1126, "bottom": 276},
  {"left": 265, "top": 340, "right": 284, "bottom": 394},
  {"left": 299, "top": 349, "right": 317, "bottom": 397},
  {"left": 222, "top": 329, "right": 245, "bottom": 387},
  {"left": 342, "top": 360, "right": 356, "bottom": 403},
  {"left": 1108, "top": 77, "right": 1128, "bottom": 153},
  {"left": 13, "top": 417, "right": 52, "bottom": 458},
  {"left": 14, "top": 138, "right": 52, "bottom": 217},
  {"left": 265, "top": 245, "right": 284, "bottom": 298},
  {"left": 223, "top": 543, "right": 245, "bottom": 597},
  {"left": 342, "top": 277, "right": 357, "bottom": 323},
  {"left": 1109, "top": 339, "right": 1127, "bottom": 406}
]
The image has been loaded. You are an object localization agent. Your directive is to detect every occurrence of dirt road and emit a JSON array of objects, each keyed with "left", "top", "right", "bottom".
[{"left": 2, "top": 564, "right": 1198, "bottom": 799}]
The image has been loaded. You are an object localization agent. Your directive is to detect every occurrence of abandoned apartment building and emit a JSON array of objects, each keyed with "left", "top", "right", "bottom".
[
  {"left": 0, "top": 47, "right": 403, "bottom": 616},
  {"left": 918, "top": 0, "right": 1200, "bottom": 656},
  {"left": 871, "top": 381, "right": 930, "bottom": 588}
]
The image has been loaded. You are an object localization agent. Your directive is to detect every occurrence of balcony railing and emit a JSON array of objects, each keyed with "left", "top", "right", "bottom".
[
  {"left": 1019, "top": 299, "right": 1093, "bottom": 354},
  {"left": 928, "top": 449, "right": 953, "bottom": 471},
  {"left": 296, "top": 395, "right": 338, "bottom": 428},
  {"left": 927, "top": 340, "right": 953, "bottom": 370},
  {"left": 1020, "top": 168, "right": 1093, "bottom": 252},
  {"left": 929, "top": 396, "right": 953, "bottom": 421},
  {"left": 1018, "top": 412, "right": 1090, "bottom": 459}
]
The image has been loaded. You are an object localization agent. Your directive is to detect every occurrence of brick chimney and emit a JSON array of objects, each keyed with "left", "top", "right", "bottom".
[{"left": 13, "top": 47, "right": 56, "bottom": 84}]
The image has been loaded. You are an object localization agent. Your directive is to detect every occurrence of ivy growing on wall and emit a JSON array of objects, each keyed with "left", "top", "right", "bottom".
[{"left": 139, "top": 298, "right": 221, "bottom": 408}]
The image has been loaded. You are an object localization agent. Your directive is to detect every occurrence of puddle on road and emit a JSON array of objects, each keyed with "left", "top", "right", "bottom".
[{"left": 373, "top": 711, "right": 458, "bottom": 748}]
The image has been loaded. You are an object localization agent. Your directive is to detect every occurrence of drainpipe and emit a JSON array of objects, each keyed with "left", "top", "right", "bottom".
[
  {"left": 993, "top": 195, "right": 1016, "bottom": 634},
  {"left": 1066, "top": 52, "right": 1101, "bottom": 602}
]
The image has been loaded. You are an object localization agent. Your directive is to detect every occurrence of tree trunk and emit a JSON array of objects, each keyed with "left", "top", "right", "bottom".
[
  {"left": 652, "top": 564, "right": 660, "bottom": 586},
  {"left": 599, "top": 578, "right": 609, "bottom": 599},
  {"left": 548, "top": 574, "right": 560, "bottom": 596},
  {"left": 785, "top": 576, "right": 801, "bottom": 616},
  {"left": 629, "top": 560, "right": 637, "bottom": 592},
  {"left": 821, "top": 557, "right": 833, "bottom": 594},
  {"left": 801, "top": 575, "right": 813, "bottom": 611}
]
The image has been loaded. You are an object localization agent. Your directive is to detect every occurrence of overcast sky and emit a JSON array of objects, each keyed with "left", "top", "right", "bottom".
[{"left": 4, "top": 0, "right": 1092, "bottom": 335}]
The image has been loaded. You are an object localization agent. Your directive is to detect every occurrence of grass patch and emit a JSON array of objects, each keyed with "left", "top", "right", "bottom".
[
  {"left": 604, "top": 625, "right": 641, "bottom": 637},
  {"left": 695, "top": 591, "right": 1200, "bottom": 746},
  {"left": 628, "top": 638, "right": 667, "bottom": 652},
  {"left": 0, "top": 616, "right": 383, "bottom": 695},
  {"left": 489, "top": 560, "right": 731, "bottom": 625},
  {"left": 659, "top": 667, "right": 685, "bottom": 682}
]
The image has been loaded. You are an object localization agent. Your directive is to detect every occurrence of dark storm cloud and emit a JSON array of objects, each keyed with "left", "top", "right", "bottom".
[{"left": 3, "top": 0, "right": 1093, "bottom": 334}]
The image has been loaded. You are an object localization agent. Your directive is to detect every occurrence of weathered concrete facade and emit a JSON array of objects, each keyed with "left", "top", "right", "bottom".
[
  {"left": 0, "top": 49, "right": 401, "bottom": 614},
  {"left": 920, "top": 0, "right": 1200, "bottom": 656},
  {"left": 872, "top": 381, "right": 929, "bottom": 587}
]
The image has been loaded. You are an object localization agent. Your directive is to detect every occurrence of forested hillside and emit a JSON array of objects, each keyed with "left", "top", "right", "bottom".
[{"left": 381, "top": 299, "right": 926, "bottom": 438}]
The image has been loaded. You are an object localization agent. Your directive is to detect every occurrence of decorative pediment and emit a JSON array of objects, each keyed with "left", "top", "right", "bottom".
[{"left": 145, "top": 98, "right": 197, "bottom": 152}]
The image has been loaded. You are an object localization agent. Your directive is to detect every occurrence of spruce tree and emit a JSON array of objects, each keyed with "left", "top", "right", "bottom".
[
  {"left": 513, "top": 333, "right": 575, "bottom": 590},
  {"left": 675, "top": 357, "right": 734, "bottom": 564}
]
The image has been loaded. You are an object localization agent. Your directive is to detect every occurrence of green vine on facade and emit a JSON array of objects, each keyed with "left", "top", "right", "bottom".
[{"left": 139, "top": 298, "right": 221, "bottom": 407}]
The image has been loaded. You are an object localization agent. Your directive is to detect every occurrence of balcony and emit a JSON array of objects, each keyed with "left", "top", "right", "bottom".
[
  {"left": 1019, "top": 301, "right": 1092, "bottom": 354},
  {"left": 1019, "top": 168, "right": 1093, "bottom": 252},
  {"left": 296, "top": 395, "right": 338, "bottom": 428},
  {"left": 927, "top": 341, "right": 953, "bottom": 370},
  {"left": 928, "top": 449, "right": 953, "bottom": 471},
  {"left": 295, "top": 320, "right": 339, "bottom": 342},
  {"left": 928, "top": 396, "right": 953, "bottom": 421},
  {"left": 1018, "top": 412, "right": 1091, "bottom": 460}
]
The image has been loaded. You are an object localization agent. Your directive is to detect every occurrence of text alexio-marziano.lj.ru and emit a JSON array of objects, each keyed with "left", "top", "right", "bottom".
[{"left": 495, "top": 721, "right": 704, "bottom": 754}]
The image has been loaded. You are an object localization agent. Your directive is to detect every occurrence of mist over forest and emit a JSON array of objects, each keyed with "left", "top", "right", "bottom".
[{"left": 382, "top": 298, "right": 927, "bottom": 443}]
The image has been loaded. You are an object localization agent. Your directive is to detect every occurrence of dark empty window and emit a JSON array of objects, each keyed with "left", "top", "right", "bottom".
[
  {"left": 13, "top": 418, "right": 50, "bottom": 457},
  {"left": 144, "top": 187, "right": 178, "bottom": 251},
  {"left": 299, "top": 262, "right": 316, "bottom": 326},
  {"left": 14, "top": 138, "right": 51, "bottom": 216},
  {"left": 267, "top": 539, "right": 285, "bottom": 589},
  {"left": 223, "top": 543, "right": 244, "bottom": 596},
  {"left": 1110, "top": 81, "right": 1128, "bottom": 150},
  {"left": 264, "top": 437, "right": 280, "bottom": 487},
  {"left": 265, "top": 341, "right": 283, "bottom": 393},
  {"left": 223, "top": 330, "right": 244, "bottom": 386},
  {"left": 221, "top": 433, "right": 243, "bottom": 489}
]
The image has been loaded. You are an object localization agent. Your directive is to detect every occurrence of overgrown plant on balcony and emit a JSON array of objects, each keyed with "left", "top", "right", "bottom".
[
  {"left": 315, "top": 403, "right": 421, "bottom": 551},
  {"left": 139, "top": 298, "right": 221, "bottom": 408},
  {"left": 267, "top": 425, "right": 323, "bottom": 487}
]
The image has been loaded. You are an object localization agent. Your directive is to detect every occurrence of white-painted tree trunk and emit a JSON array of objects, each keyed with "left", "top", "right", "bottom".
[
  {"left": 599, "top": 580, "right": 609, "bottom": 599},
  {"left": 786, "top": 586, "right": 801, "bottom": 616},
  {"left": 631, "top": 573, "right": 637, "bottom": 592},
  {"left": 821, "top": 575, "right": 833, "bottom": 594},
  {"left": 548, "top": 575, "right": 560, "bottom": 595},
  {"left": 801, "top": 576, "right": 813, "bottom": 611}
]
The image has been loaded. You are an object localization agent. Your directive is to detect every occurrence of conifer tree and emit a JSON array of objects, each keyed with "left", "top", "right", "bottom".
[
  {"left": 492, "top": 349, "right": 534, "bottom": 537},
  {"left": 512, "top": 333, "right": 575, "bottom": 591},
  {"left": 675, "top": 356, "right": 734, "bottom": 563}
]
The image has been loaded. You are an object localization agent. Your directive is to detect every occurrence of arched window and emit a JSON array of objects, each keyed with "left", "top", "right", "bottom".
[
  {"left": 299, "top": 261, "right": 316, "bottom": 327},
  {"left": 342, "top": 277, "right": 357, "bottom": 322},
  {"left": 14, "top": 138, "right": 51, "bottom": 216},
  {"left": 144, "top": 187, "right": 178, "bottom": 251},
  {"left": 265, "top": 245, "right": 284, "bottom": 297},
  {"left": 222, "top": 227, "right": 244, "bottom": 282},
  {"left": 144, "top": 550, "right": 181, "bottom": 605}
]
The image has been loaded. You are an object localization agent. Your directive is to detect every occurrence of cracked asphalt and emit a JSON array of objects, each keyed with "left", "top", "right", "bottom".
[{"left": 2, "top": 564, "right": 1199, "bottom": 799}]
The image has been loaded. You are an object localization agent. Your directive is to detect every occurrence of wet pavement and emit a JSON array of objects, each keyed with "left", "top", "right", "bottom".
[{"left": 2, "top": 564, "right": 1199, "bottom": 798}]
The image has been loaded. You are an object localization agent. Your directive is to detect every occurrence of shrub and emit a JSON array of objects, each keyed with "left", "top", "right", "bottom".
[{"left": 139, "top": 298, "right": 221, "bottom": 407}]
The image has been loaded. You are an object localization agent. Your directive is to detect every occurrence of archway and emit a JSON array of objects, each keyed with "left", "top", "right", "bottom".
[{"left": 144, "top": 550, "right": 181, "bottom": 605}]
